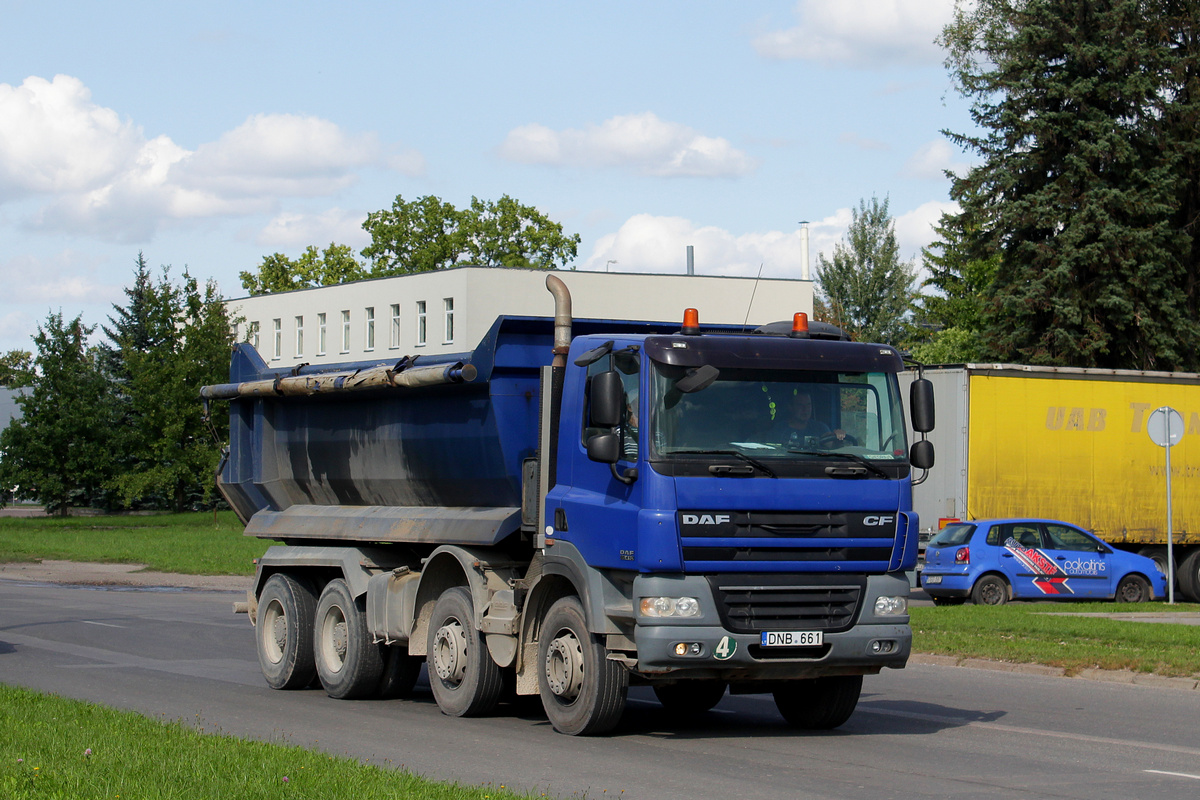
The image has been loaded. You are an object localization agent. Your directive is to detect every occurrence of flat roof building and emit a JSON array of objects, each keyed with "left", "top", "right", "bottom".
[{"left": 227, "top": 266, "right": 813, "bottom": 368}]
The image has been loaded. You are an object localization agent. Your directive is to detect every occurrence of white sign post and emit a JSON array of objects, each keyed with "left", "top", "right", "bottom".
[{"left": 1147, "top": 406, "right": 1184, "bottom": 604}]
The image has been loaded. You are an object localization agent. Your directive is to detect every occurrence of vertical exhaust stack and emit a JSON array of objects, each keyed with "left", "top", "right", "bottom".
[
  {"left": 687, "top": 245, "right": 695, "bottom": 276},
  {"left": 546, "top": 274, "right": 573, "bottom": 368},
  {"left": 800, "top": 221, "right": 810, "bottom": 281}
]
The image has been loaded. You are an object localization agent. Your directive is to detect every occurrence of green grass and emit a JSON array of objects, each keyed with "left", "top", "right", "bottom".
[
  {"left": 911, "top": 603, "right": 1200, "bottom": 677},
  {"left": 0, "top": 684, "right": 539, "bottom": 800},
  {"left": 0, "top": 512, "right": 266, "bottom": 575}
]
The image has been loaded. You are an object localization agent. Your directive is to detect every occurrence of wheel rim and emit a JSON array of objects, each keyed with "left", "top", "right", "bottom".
[
  {"left": 432, "top": 617, "right": 468, "bottom": 685},
  {"left": 319, "top": 605, "right": 349, "bottom": 674},
  {"left": 545, "top": 628, "right": 585, "bottom": 703},
  {"left": 980, "top": 581, "right": 1002, "bottom": 604},
  {"left": 262, "top": 598, "right": 286, "bottom": 665},
  {"left": 1120, "top": 581, "right": 1143, "bottom": 602}
]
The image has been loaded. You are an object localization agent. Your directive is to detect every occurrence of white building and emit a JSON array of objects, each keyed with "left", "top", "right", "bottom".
[{"left": 227, "top": 266, "right": 814, "bottom": 368}]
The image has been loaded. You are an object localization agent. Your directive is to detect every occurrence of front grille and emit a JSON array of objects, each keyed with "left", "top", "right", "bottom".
[
  {"left": 679, "top": 510, "right": 898, "bottom": 570},
  {"left": 708, "top": 573, "right": 864, "bottom": 634}
]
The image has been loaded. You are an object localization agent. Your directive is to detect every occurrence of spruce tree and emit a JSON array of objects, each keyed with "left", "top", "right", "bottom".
[{"left": 941, "top": 0, "right": 1200, "bottom": 370}]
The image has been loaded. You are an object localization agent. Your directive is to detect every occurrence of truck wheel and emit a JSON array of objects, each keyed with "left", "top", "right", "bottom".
[
  {"left": 971, "top": 575, "right": 1008, "bottom": 606},
  {"left": 1136, "top": 546, "right": 1170, "bottom": 578},
  {"left": 1178, "top": 551, "right": 1200, "bottom": 602},
  {"left": 538, "top": 596, "right": 628, "bottom": 735},
  {"left": 257, "top": 574, "right": 318, "bottom": 690},
  {"left": 427, "top": 587, "right": 503, "bottom": 716},
  {"left": 377, "top": 646, "right": 423, "bottom": 699},
  {"left": 314, "top": 579, "right": 385, "bottom": 699},
  {"left": 653, "top": 681, "right": 727, "bottom": 714},
  {"left": 1115, "top": 574, "right": 1151, "bottom": 603},
  {"left": 773, "top": 675, "right": 862, "bottom": 730}
]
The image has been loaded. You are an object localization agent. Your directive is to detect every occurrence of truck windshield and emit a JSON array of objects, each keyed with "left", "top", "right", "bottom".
[{"left": 649, "top": 363, "right": 909, "bottom": 475}]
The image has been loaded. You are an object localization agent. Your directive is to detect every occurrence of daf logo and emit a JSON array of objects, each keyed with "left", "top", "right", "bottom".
[
  {"left": 863, "top": 515, "right": 896, "bottom": 526},
  {"left": 682, "top": 514, "right": 731, "bottom": 525}
]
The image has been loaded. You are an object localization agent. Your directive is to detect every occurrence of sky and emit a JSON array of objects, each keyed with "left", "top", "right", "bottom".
[{"left": 0, "top": 0, "right": 976, "bottom": 355}]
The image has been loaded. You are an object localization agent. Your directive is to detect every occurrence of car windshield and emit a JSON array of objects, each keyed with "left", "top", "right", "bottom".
[
  {"left": 649, "top": 364, "right": 909, "bottom": 464},
  {"left": 929, "top": 523, "right": 975, "bottom": 546}
]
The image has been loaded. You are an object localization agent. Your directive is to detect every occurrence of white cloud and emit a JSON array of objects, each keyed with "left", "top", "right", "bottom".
[
  {"left": 753, "top": 0, "right": 956, "bottom": 68},
  {"left": 0, "top": 75, "right": 420, "bottom": 241},
  {"left": 256, "top": 208, "right": 371, "bottom": 249},
  {"left": 839, "top": 132, "right": 890, "bottom": 152},
  {"left": 894, "top": 200, "right": 957, "bottom": 263},
  {"left": 901, "top": 139, "right": 972, "bottom": 180},
  {"left": 581, "top": 214, "right": 831, "bottom": 278},
  {"left": 499, "top": 112, "right": 757, "bottom": 178}
]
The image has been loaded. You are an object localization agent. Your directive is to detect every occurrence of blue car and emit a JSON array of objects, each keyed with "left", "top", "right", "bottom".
[{"left": 920, "top": 519, "right": 1167, "bottom": 605}]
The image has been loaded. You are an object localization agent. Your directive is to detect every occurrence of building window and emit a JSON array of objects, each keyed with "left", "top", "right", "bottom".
[
  {"left": 294, "top": 316, "right": 304, "bottom": 357},
  {"left": 341, "top": 310, "right": 351, "bottom": 353},
  {"left": 443, "top": 298, "right": 454, "bottom": 343},
  {"left": 364, "top": 307, "right": 375, "bottom": 351},
  {"left": 416, "top": 301, "right": 427, "bottom": 346},
  {"left": 249, "top": 321, "right": 260, "bottom": 350},
  {"left": 317, "top": 313, "right": 327, "bottom": 355},
  {"left": 390, "top": 304, "right": 401, "bottom": 349},
  {"left": 272, "top": 318, "right": 282, "bottom": 360}
]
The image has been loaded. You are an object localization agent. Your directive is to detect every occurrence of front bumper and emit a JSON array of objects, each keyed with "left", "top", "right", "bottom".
[{"left": 630, "top": 572, "right": 911, "bottom": 681}]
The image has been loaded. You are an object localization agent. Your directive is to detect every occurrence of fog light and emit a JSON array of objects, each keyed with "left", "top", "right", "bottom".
[
  {"left": 870, "top": 639, "right": 896, "bottom": 654},
  {"left": 874, "top": 595, "right": 907, "bottom": 616},
  {"left": 639, "top": 597, "right": 701, "bottom": 618},
  {"left": 673, "top": 642, "right": 703, "bottom": 657}
]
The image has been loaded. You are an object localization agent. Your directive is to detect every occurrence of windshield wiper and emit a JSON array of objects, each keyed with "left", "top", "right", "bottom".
[
  {"left": 672, "top": 449, "right": 777, "bottom": 478},
  {"left": 788, "top": 449, "right": 889, "bottom": 478}
]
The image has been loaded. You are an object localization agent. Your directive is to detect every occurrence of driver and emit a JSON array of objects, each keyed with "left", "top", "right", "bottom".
[{"left": 781, "top": 390, "right": 849, "bottom": 448}]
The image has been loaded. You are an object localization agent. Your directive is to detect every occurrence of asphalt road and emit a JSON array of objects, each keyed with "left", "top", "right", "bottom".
[{"left": 2, "top": 579, "right": 1199, "bottom": 800}]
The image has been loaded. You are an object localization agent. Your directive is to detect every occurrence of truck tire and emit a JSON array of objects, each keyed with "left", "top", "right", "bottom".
[
  {"left": 377, "top": 646, "right": 423, "bottom": 699},
  {"left": 256, "top": 573, "right": 318, "bottom": 690},
  {"left": 1178, "top": 550, "right": 1200, "bottom": 602},
  {"left": 538, "top": 596, "right": 628, "bottom": 735},
  {"left": 773, "top": 675, "right": 862, "bottom": 730},
  {"left": 971, "top": 575, "right": 1009, "bottom": 606},
  {"left": 1136, "top": 546, "right": 1170, "bottom": 578},
  {"left": 1114, "top": 574, "right": 1151, "bottom": 603},
  {"left": 653, "top": 681, "right": 727, "bottom": 714},
  {"left": 427, "top": 587, "right": 504, "bottom": 717},
  {"left": 314, "top": 579, "right": 385, "bottom": 699}
]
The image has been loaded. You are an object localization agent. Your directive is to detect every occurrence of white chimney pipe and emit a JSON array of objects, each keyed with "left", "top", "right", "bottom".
[{"left": 799, "top": 221, "right": 810, "bottom": 281}]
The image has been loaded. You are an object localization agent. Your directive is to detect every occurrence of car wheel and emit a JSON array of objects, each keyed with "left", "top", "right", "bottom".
[
  {"left": 971, "top": 575, "right": 1008, "bottom": 606},
  {"left": 1115, "top": 574, "right": 1151, "bottom": 603}
]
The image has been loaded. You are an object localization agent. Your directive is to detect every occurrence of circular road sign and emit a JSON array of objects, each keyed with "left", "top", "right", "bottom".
[{"left": 1147, "top": 406, "right": 1185, "bottom": 448}]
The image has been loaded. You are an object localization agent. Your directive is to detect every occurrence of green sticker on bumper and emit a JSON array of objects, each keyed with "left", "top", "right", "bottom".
[{"left": 714, "top": 636, "right": 737, "bottom": 660}]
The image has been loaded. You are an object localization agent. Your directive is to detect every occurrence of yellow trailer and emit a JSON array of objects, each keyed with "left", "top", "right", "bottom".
[{"left": 904, "top": 364, "right": 1200, "bottom": 601}]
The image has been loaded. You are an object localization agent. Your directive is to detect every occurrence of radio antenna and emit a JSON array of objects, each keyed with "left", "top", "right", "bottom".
[{"left": 743, "top": 263, "right": 764, "bottom": 327}]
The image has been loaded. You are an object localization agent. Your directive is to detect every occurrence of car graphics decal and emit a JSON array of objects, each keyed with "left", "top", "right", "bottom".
[{"left": 1003, "top": 538, "right": 1073, "bottom": 595}]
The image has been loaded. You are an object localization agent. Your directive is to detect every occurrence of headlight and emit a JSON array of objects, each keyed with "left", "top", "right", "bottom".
[
  {"left": 639, "top": 596, "right": 701, "bottom": 618},
  {"left": 874, "top": 595, "right": 908, "bottom": 616}
]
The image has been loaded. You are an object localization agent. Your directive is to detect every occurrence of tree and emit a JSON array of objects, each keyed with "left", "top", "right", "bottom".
[
  {"left": 940, "top": 0, "right": 1200, "bottom": 370},
  {"left": 815, "top": 196, "right": 918, "bottom": 345},
  {"left": 460, "top": 195, "right": 581, "bottom": 269},
  {"left": 0, "top": 350, "right": 34, "bottom": 388},
  {"left": 106, "top": 267, "right": 235, "bottom": 512},
  {"left": 0, "top": 313, "right": 117, "bottom": 514},
  {"left": 240, "top": 243, "right": 366, "bottom": 295},
  {"left": 360, "top": 195, "right": 466, "bottom": 275},
  {"left": 910, "top": 210, "right": 999, "bottom": 363}
]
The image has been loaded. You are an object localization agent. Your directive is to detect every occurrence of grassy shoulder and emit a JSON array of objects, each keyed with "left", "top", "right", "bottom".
[
  {"left": 0, "top": 684, "right": 537, "bottom": 800},
  {"left": 0, "top": 511, "right": 265, "bottom": 575},
  {"left": 911, "top": 602, "right": 1200, "bottom": 677}
]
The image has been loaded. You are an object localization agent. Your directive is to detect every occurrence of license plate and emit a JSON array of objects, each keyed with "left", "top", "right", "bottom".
[
  {"left": 760, "top": 630, "right": 823, "bottom": 647},
  {"left": 924, "top": 575, "right": 943, "bottom": 584}
]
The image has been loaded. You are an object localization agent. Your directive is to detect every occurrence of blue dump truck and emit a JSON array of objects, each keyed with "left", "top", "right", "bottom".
[{"left": 202, "top": 275, "right": 935, "bottom": 735}]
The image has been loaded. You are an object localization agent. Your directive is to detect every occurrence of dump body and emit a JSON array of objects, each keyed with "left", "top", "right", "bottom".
[{"left": 903, "top": 364, "right": 1200, "bottom": 598}]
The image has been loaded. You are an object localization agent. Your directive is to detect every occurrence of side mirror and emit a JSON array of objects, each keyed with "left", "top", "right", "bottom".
[
  {"left": 589, "top": 370, "right": 624, "bottom": 428},
  {"left": 910, "top": 439, "right": 935, "bottom": 470},
  {"left": 910, "top": 378, "right": 934, "bottom": 433},
  {"left": 587, "top": 432, "right": 620, "bottom": 464}
]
